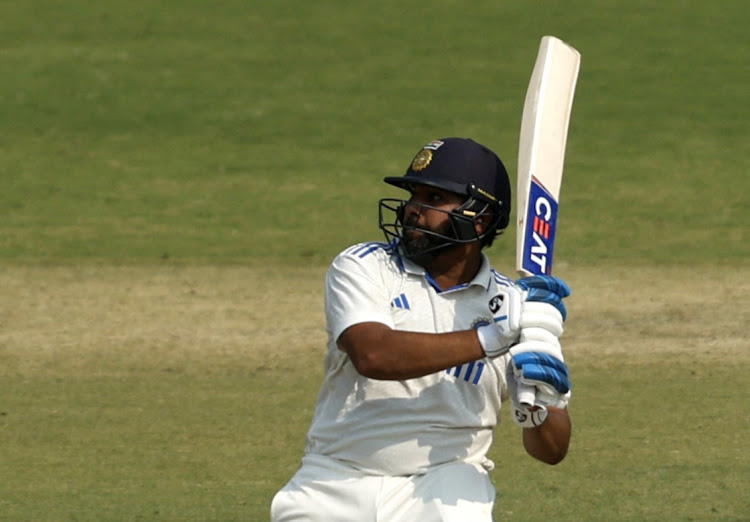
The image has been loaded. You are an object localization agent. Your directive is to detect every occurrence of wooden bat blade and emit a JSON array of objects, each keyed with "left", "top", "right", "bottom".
[{"left": 516, "top": 36, "right": 580, "bottom": 277}]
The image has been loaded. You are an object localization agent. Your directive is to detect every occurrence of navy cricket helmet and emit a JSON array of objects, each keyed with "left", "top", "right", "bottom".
[{"left": 378, "top": 138, "right": 511, "bottom": 262}]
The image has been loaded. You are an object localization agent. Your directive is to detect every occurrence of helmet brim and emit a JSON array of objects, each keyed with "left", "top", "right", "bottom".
[{"left": 383, "top": 176, "right": 468, "bottom": 197}]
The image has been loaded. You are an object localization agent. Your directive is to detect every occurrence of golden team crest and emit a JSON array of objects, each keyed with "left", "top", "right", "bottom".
[{"left": 411, "top": 149, "right": 433, "bottom": 171}]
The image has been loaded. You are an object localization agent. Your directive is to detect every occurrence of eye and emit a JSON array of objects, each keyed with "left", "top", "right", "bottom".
[{"left": 427, "top": 191, "right": 444, "bottom": 204}]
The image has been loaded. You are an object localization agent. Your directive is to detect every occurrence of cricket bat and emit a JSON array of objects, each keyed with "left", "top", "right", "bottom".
[
  {"left": 515, "top": 36, "right": 580, "bottom": 407},
  {"left": 516, "top": 36, "right": 580, "bottom": 277}
]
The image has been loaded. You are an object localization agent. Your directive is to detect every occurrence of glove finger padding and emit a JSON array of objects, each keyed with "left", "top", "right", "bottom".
[
  {"left": 519, "top": 302, "right": 564, "bottom": 337},
  {"left": 510, "top": 338, "right": 564, "bottom": 362},
  {"left": 507, "top": 373, "right": 551, "bottom": 427},
  {"left": 534, "top": 388, "right": 571, "bottom": 410},
  {"left": 512, "top": 352, "right": 571, "bottom": 394},
  {"left": 519, "top": 326, "right": 561, "bottom": 346},
  {"left": 517, "top": 275, "right": 571, "bottom": 320},
  {"left": 516, "top": 275, "right": 571, "bottom": 297}
]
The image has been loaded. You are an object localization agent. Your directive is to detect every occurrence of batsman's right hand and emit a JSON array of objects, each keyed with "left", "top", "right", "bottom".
[
  {"left": 477, "top": 276, "right": 571, "bottom": 359},
  {"left": 516, "top": 275, "right": 571, "bottom": 318},
  {"left": 505, "top": 275, "right": 571, "bottom": 347}
]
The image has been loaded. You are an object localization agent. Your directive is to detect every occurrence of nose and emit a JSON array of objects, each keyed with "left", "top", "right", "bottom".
[
  {"left": 402, "top": 201, "right": 422, "bottom": 222},
  {"left": 403, "top": 201, "right": 422, "bottom": 217}
]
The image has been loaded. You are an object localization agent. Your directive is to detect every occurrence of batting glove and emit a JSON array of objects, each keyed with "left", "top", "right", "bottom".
[
  {"left": 509, "top": 275, "right": 572, "bottom": 426},
  {"left": 507, "top": 275, "right": 570, "bottom": 338},
  {"left": 512, "top": 352, "right": 570, "bottom": 397},
  {"left": 509, "top": 352, "right": 571, "bottom": 427},
  {"left": 516, "top": 275, "right": 571, "bottom": 319},
  {"left": 478, "top": 275, "right": 571, "bottom": 359},
  {"left": 476, "top": 284, "right": 525, "bottom": 357}
]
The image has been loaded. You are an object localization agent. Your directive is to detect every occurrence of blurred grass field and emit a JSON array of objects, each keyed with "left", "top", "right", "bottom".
[{"left": 1, "top": 1, "right": 749, "bottom": 520}]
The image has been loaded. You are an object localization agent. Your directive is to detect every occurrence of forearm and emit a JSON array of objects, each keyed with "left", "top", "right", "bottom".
[
  {"left": 338, "top": 322, "right": 485, "bottom": 380},
  {"left": 522, "top": 406, "right": 571, "bottom": 464}
]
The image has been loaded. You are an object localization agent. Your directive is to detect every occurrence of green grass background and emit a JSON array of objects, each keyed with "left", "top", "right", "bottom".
[
  {"left": 1, "top": 1, "right": 748, "bottom": 520},
  {"left": 3, "top": 0, "right": 746, "bottom": 264}
]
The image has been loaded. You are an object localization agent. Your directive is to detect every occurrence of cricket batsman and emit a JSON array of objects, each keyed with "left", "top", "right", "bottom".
[{"left": 271, "top": 138, "right": 572, "bottom": 521}]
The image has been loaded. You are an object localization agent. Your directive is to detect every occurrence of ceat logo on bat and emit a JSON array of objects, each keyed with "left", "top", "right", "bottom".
[{"left": 522, "top": 177, "right": 558, "bottom": 275}]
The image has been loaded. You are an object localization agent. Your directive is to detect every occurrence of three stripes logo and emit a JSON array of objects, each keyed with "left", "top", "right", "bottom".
[
  {"left": 446, "top": 361, "right": 485, "bottom": 386},
  {"left": 391, "top": 293, "right": 410, "bottom": 310}
]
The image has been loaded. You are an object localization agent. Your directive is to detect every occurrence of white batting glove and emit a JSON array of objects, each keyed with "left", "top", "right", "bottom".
[
  {"left": 478, "top": 275, "right": 570, "bottom": 361},
  {"left": 476, "top": 284, "right": 524, "bottom": 357},
  {"left": 510, "top": 318, "right": 564, "bottom": 361},
  {"left": 508, "top": 275, "right": 572, "bottom": 419},
  {"left": 479, "top": 297, "right": 565, "bottom": 356},
  {"left": 511, "top": 402, "right": 549, "bottom": 428},
  {"left": 516, "top": 275, "right": 571, "bottom": 320},
  {"left": 508, "top": 354, "right": 570, "bottom": 428},
  {"left": 510, "top": 391, "right": 571, "bottom": 428},
  {"left": 511, "top": 351, "right": 570, "bottom": 404},
  {"left": 476, "top": 323, "right": 514, "bottom": 358},
  {"left": 509, "top": 318, "right": 570, "bottom": 428},
  {"left": 513, "top": 300, "right": 565, "bottom": 340}
]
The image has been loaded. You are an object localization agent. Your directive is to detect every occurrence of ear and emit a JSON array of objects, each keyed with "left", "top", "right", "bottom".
[{"left": 474, "top": 214, "right": 491, "bottom": 235}]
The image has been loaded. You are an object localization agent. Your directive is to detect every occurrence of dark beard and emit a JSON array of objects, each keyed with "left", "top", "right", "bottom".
[{"left": 401, "top": 217, "right": 457, "bottom": 266}]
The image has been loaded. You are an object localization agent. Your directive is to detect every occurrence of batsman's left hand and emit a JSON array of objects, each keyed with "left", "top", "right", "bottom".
[
  {"left": 509, "top": 326, "right": 571, "bottom": 412},
  {"left": 512, "top": 352, "right": 570, "bottom": 400},
  {"left": 509, "top": 352, "right": 571, "bottom": 427}
]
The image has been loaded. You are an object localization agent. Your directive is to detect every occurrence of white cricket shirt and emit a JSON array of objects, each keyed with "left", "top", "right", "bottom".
[{"left": 303, "top": 241, "right": 519, "bottom": 476}]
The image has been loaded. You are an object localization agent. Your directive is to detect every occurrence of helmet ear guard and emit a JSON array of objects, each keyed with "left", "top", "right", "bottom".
[
  {"left": 449, "top": 182, "right": 506, "bottom": 242},
  {"left": 451, "top": 199, "right": 487, "bottom": 241}
]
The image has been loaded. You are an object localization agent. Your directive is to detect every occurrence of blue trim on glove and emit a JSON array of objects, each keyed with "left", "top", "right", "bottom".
[
  {"left": 517, "top": 275, "right": 571, "bottom": 320},
  {"left": 512, "top": 352, "right": 571, "bottom": 394},
  {"left": 516, "top": 275, "right": 571, "bottom": 297}
]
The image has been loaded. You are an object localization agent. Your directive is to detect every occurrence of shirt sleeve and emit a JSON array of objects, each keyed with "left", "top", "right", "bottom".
[{"left": 325, "top": 250, "right": 396, "bottom": 345}]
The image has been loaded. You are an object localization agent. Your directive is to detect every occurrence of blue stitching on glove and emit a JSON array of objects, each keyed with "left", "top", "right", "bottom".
[
  {"left": 516, "top": 275, "right": 571, "bottom": 297},
  {"left": 512, "top": 352, "right": 571, "bottom": 393},
  {"left": 517, "top": 275, "right": 571, "bottom": 319}
]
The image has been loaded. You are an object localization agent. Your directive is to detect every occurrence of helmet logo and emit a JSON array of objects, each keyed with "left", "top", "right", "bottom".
[
  {"left": 411, "top": 140, "right": 444, "bottom": 172},
  {"left": 411, "top": 149, "right": 433, "bottom": 171}
]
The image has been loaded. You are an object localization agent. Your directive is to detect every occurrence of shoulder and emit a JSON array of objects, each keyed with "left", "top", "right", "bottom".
[
  {"left": 333, "top": 241, "right": 400, "bottom": 269},
  {"left": 489, "top": 267, "right": 517, "bottom": 290},
  {"left": 328, "top": 241, "right": 402, "bottom": 279},
  {"left": 338, "top": 241, "right": 397, "bottom": 261}
]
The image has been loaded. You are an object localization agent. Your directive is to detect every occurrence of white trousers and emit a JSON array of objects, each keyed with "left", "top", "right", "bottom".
[{"left": 270, "top": 454, "right": 495, "bottom": 522}]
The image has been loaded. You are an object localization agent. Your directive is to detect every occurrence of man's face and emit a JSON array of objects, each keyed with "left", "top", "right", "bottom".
[{"left": 400, "top": 185, "right": 466, "bottom": 259}]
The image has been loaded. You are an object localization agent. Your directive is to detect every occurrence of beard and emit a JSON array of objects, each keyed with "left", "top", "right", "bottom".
[{"left": 401, "top": 216, "right": 457, "bottom": 266}]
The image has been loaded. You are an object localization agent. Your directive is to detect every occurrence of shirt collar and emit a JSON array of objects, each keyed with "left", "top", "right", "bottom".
[{"left": 398, "top": 252, "right": 493, "bottom": 293}]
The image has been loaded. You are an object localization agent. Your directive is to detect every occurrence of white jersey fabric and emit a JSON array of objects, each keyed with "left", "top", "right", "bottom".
[{"left": 303, "top": 241, "right": 518, "bottom": 476}]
